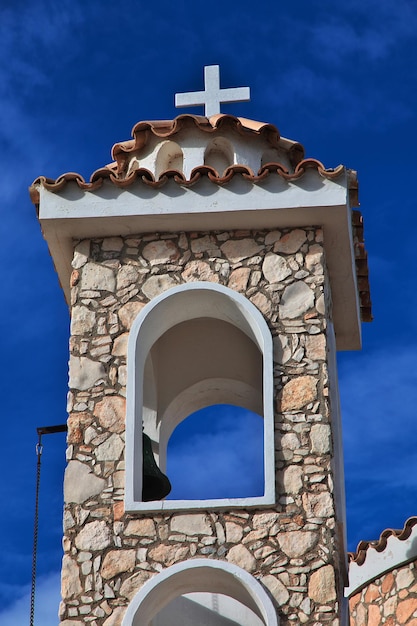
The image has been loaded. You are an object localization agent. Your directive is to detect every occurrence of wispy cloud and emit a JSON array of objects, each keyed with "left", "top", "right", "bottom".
[
  {"left": 340, "top": 346, "right": 417, "bottom": 453},
  {"left": 0, "top": 1, "right": 87, "bottom": 95},
  {"left": 339, "top": 344, "right": 417, "bottom": 547},
  {"left": 0, "top": 571, "right": 61, "bottom": 626},
  {"left": 310, "top": 0, "right": 417, "bottom": 63},
  {"left": 167, "top": 406, "right": 264, "bottom": 500},
  {"left": 0, "top": 1, "right": 90, "bottom": 168},
  {"left": 263, "top": 61, "right": 412, "bottom": 132},
  {"left": 256, "top": 0, "right": 416, "bottom": 129}
]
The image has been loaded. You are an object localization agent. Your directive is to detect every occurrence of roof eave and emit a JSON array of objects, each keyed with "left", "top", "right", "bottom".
[{"left": 36, "top": 169, "right": 362, "bottom": 351}]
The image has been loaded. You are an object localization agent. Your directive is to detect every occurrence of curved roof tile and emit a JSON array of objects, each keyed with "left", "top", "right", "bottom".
[
  {"left": 111, "top": 113, "right": 302, "bottom": 162},
  {"left": 28, "top": 114, "right": 372, "bottom": 324},
  {"left": 349, "top": 516, "right": 417, "bottom": 566},
  {"left": 30, "top": 157, "right": 345, "bottom": 198}
]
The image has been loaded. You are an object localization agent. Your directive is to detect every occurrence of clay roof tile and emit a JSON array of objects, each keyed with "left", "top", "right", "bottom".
[
  {"left": 29, "top": 114, "right": 372, "bottom": 323},
  {"left": 348, "top": 516, "right": 417, "bottom": 566}
]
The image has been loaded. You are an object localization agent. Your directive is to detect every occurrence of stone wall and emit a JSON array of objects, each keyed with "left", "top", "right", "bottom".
[
  {"left": 349, "top": 560, "right": 417, "bottom": 625},
  {"left": 61, "top": 227, "right": 344, "bottom": 626}
]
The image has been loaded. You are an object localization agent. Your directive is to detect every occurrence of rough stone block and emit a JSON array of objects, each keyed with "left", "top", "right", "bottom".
[
  {"left": 69, "top": 356, "right": 105, "bottom": 391},
  {"left": 281, "top": 376, "right": 317, "bottom": 411},
  {"left": 279, "top": 281, "right": 315, "bottom": 319},
  {"left": 227, "top": 544, "right": 256, "bottom": 572},
  {"left": 81, "top": 263, "right": 116, "bottom": 292},
  {"left": 101, "top": 550, "right": 136, "bottom": 579},
  {"left": 75, "top": 521, "right": 111, "bottom": 551},
  {"left": 308, "top": 564, "right": 336, "bottom": 604},
  {"left": 64, "top": 460, "right": 106, "bottom": 504},
  {"left": 94, "top": 396, "right": 126, "bottom": 433},
  {"left": 277, "top": 531, "right": 317, "bottom": 558},
  {"left": 170, "top": 513, "right": 212, "bottom": 536}
]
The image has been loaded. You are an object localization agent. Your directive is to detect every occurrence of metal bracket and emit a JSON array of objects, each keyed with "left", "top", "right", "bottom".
[{"left": 36, "top": 424, "right": 67, "bottom": 436}]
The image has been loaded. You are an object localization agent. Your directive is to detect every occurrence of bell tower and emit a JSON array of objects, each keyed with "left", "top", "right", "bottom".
[{"left": 31, "top": 67, "right": 370, "bottom": 626}]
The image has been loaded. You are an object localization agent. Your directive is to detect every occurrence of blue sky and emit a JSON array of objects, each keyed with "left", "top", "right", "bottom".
[
  {"left": 0, "top": 0, "right": 416, "bottom": 623},
  {"left": 167, "top": 406, "right": 264, "bottom": 501}
]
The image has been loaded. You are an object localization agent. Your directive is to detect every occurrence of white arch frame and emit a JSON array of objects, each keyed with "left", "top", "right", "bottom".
[
  {"left": 125, "top": 282, "right": 275, "bottom": 512},
  {"left": 121, "top": 559, "right": 279, "bottom": 626}
]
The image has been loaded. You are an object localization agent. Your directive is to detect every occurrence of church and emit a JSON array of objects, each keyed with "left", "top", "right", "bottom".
[{"left": 30, "top": 66, "right": 417, "bottom": 625}]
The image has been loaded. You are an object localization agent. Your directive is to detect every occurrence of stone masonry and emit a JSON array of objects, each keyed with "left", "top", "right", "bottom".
[
  {"left": 61, "top": 227, "right": 344, "bottom": 626},
  {"left": 349, "top": 560, "right": 417, "bottom": 625}
]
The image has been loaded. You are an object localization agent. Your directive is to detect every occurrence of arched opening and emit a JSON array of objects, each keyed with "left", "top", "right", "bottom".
[
  {"left": 125, "top": 282, "right": 275, "bottom": 511},
  {"left": 155, "top": 141, "right": 183, "bottom": 179},
  {"left": 204, "top": 137, "right": 234, "bottom": 176},
  {"left": 147, "top": 316, "right": 263, "bottom": 473},
  {"left": 121, "top": 559, "right": 279, "bottom": 626},
  {"left": 152, "top": 592, "right": 265, "bottom": 625},
  {"left": 166, "top": 404, "right": 264, "bottom": 500}
]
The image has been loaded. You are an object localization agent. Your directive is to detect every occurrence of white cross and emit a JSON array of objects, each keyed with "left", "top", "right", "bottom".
[{"left": 175, "top": 65, "right": 250, "bottom": 117}]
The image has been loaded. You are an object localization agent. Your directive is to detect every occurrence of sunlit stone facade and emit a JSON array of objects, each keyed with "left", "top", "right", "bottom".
[
  {"left": 60, "top": 226, "right": 347, "bottom": 625},
  {"left": 31, "top": 111, "right": 366, "bottom": 626}
]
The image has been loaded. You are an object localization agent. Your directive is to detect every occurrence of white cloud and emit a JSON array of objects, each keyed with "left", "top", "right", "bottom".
[
  {"left": 256, "top": 0, "right": 416, "bottom": 130},
  {"left": 340, "top": 345, "right": 417, "bottom": 442},
  {"left": 0, "top": 1, "right": 95, "bottom": 158},
  {"left": 338, "top": 344, "right": 417, "bottom": 547},
  {"left": 0, "top": 571, "right": 61, "bottom": 626},
  {"left": 167, "top": 406, "right": 264, "bottom": 500},
  {"left": 309, "top": 0, "right": 417, "bottom": 63},
  {"left": 0, "top": 1, "right": 85, "bottom": 93}
]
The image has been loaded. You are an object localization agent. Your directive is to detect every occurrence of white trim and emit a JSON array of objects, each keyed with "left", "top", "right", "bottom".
[
  {"left": 121, "top": 558, "right": 279, "bottom": 626},
  {"left": 160, "top": 379, "right": 263, "bottom": 449},
  {"left": 327, "top": 321, "right": 348, "bottom": 586},
  {"left": 125, "top": 282, "right": 275, "bottom": 512},
  {"left": 37, "top": 171, "right": 361, "bottom": 350},
  {"left": 346, "top": 523, "right": 417, "bottom": 597}
]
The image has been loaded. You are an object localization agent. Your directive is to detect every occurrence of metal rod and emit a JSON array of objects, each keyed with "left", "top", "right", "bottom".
[
  {"left": 29, "top": 432, "right": 43, "bottom": 626},
  {"left": 36, "top": 424, "right": 67, "bottom": 436},
  {"left": 30, "top": 424, "right": 67, "bottom": 626}
]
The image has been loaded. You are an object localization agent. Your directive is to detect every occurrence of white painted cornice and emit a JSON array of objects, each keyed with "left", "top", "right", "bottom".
[{"left": 37, "top": 168, "right": 361, "bottom": 350}]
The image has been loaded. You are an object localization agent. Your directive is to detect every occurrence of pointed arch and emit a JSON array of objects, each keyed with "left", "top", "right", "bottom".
[
  {"left": 125, "top": 282, "right": 275, "bottom": 512},
  {"left": 121, "top": 559, "right": 279, "bottom": 626}
]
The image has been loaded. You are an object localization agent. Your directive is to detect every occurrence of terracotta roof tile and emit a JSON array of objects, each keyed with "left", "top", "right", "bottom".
[
  {"left": 29, "top": 114, "right": 372, "bottom": 324},
  {"left": 29, "top": 158, "right": 347, "bottom": 205},
  {"left": 348, "top": 516, "right": 417, "bottom": 566},
  {"left": 111, "top": 114, "right": 297, "bottom": 174},
  {"left": 30, "top": 158, "right": 346, "bottom": 196},
  {"left": 30, "top": 114, "right": 307, "bottom": 201},
  {"left": 352, "top": 209, "right": 373, "bottom": 323}
]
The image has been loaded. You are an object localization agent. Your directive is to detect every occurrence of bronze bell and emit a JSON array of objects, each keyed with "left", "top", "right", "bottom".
[{"left": 142, "top": 433, "right": 172, "bottom": 501}]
